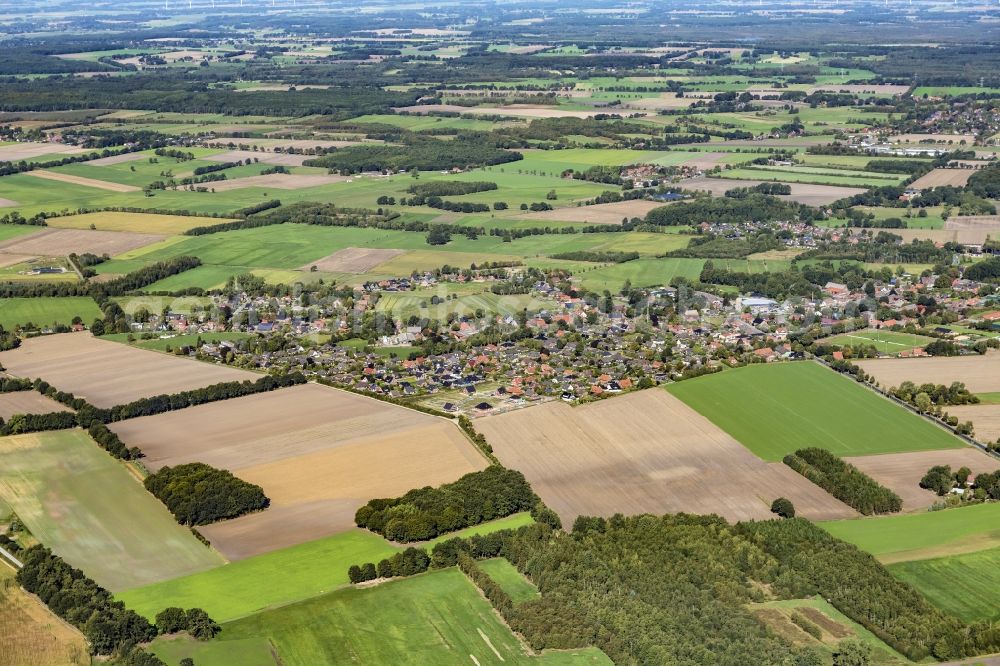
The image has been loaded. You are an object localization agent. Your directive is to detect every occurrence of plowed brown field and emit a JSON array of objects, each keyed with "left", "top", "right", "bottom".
[{"left": 857, "top": 352, "right": 1000, "bottom": 393}]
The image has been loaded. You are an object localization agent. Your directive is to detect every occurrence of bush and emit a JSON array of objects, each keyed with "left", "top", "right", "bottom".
[{"left": 771, "top": 497, "right": 796, "bottom": 518}]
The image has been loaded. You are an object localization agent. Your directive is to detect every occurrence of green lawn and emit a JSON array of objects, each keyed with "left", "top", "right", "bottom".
[
  {"left": 822, "top": 329, "right": 936, "bottom": 355},
  {"left": 889, "top": 547, "right": 1000, "bottom": 623},
  {"left": 479, "top": 557, "right": 540, "bottom": 603},
  {"left": 150, "top": 568, "right": 611, "bottom": 666},
  {"left": 117, "top": 529, "right": 400, "bottom": 622},
  {"left": 0, "top": 430, "right": 223, "bottom": 591},
  {"left": 0, "top": 296, "right": 101, "bottom": 330},
  {"left": 820, "top": 503, "right": 1000, "bottom": 563},
  {"left": 666, "top": 362, "right": 964, "bottom": 460}
]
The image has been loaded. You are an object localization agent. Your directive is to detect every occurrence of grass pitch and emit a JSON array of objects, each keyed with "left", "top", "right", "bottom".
[
  {"left": 0, "top": 430, "right": 223, "bottom": 591},
  {"left": 822, "top": 329, "right": 936, "bottom": 355},
  {"left": 666, "top": 362, "right": 964, "bottom": 460}
]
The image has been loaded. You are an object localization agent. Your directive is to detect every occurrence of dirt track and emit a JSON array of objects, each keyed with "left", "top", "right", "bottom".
[{"left": 476, "top": 389, "right": 857, "bottom": 526}]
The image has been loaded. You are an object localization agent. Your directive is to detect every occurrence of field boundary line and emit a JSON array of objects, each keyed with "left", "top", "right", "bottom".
[{"left": 0, "top": 545, "right": 23, "bottom": 569}]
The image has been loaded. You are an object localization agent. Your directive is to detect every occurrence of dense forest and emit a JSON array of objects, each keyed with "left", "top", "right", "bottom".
[
  {"left": 783, "top": 448, "right": 902, "bottom": 515},
  {"left": 144, "top": 462, "right": 269, "bottom": 525}
]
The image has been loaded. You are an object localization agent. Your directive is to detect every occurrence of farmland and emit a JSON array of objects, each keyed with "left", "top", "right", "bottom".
[
  {"left": 0, "top": 565, "right": 90, "bottom": 666},
  {"left": 0, "top": 390, "right": 71, "bottom": 419},
  {"left": 0, "top": 430, "right": 223, "bottom": 591},
  {"left": 889, "top": 548, "right": 1000, "bottom": 623},
  {"left": 109, "top": 383, "right": 488, "bottom": 559},
  {"left": 0, "top": 333, "right": 259, "bottom": 407},
  {"left": 476, "top": 389, "right": 855, "bottom": 527},
  {"left": 857, "top": 352, "right": 1000, "bottom": 394},
  {"left": 149, "top": 568, "right": 612, "bottom": 666},
  {"left": 821, "top": 329, "right": 936, "bottom": 355},
  {"left": 666, "top": 362, "right": 964, "bottom": 460},
  {"left": 0, "top": 296, "right": 101, "bottom": 330}
]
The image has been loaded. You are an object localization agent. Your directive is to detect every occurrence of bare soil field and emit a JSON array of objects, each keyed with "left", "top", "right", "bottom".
[
  {"left": 24, "top": 169, "right": 140, "bottom": 192},
  {"left": 87, "top": 152, "right": 147, "bottom": 166},
  {"left": 945, "top": 215, "right": 1000, "bottom": 229},
  {"left": 0, "top": 198, "right": 17, "bottom": 208},
  {"left": 908, "top": 169, "right": 975, "bottom": 189},
  {"left": 0, "top": 253, "right": 36, "bottom": 268},
  {"left": 203, "top": 150, "right": 310, "bottom": 166},
  {"left": 0, "top": 228, "right": 166, "bottom": 257},
  {"left": 475, "top": 389, "right": 856, "bottom": 526},
  {"left": 845, "top": 449, "right": 1000, "bottom": 512},
  {"left": 0, "top": 333, "right": 259, "bottom": 408},
  {"left": 681, "top": 176, "right": 865, "bottom": 206},
  {"left": 203, "top": 138, "right": 362, "bottom": 151},
  {"left": 207, "top": 173, "right": 351, "bottom": 191},
  {"left": 513, "top": 199, "right": 667, "bottom": 225},
  {"left": 109, "top": 383, "right": 487, "bottom": 559},
  {"left": 301, "top": 247, "right": 404, "bottom": 272},
  {"left": 0, "top": 391, "right": 72, "bottom": 419},
  {"left": 893, "top": 133, "right": 976, "bottom": 144},
  {"left": 857, "top": 352, "right": 1000, "bottom": 393},
  {"left": 679, "top": 152, "right": 730, "bottom": 170},
  {"left": 0, "top": 142, "right": 87, "bottom": 161},
  {"left": 945, "top": 405, "right": 1000, "bottom": 444},
  {"left": 810, "top": 84, "right": 910, "bottom": 95}
]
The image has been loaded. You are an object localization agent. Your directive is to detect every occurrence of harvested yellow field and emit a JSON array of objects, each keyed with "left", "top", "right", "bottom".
[
  {"left": 513, "top": 199, "right": 666, "bottom": 225},
  {"left": 109, "top": 383, "right": 487, "bottom": 559},
  {"left": 0, "top": 569, "right": 89, "bottom": 666},
  {"left": 46, "top": 211, "right": 235, "bottom": 234},
  {"left": 908, "top": 168, "right": 975, "bottom": 189},
  {"left": 857, "top": 352, "right": 1000, "bottom": 393},
  {"left": 476, "top": 389, "right": 856, "bottom": 526},
  {"left": 0, "top": 333, "right": 259, "bottom": 408},
  {"left": 25, "top": 169, "right": 140, "bottom": 192},
  {"left": 845, "top": 449, "right": 1000, "bottom": 512}
]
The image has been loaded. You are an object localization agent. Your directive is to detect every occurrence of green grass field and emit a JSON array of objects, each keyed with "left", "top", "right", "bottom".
[
  {"left": 666, "top": 362, "right": 964, "bottom": 460},
  {"left": 822, "top": 329, "right": 935, "bottom": 355},
  {"left": 820, "top": 503, "right": 1000, "bottom": 564},
  {"left": 0, "top": 430, "right": 223, "bottom": 591},
  {"left": 0, "top": 296, "right": 101, "bottom": 329},
  {"left": 889, "top": 547, "right": 1000, "bottom": 623},
  {"left": 101, "top": 331, "right": 252, "bottom": 352},
  {"left": 117, "top": 529, "right": 400, "bottom": 622},
  {"left": 150, "top": 568, "right": 611, "bottom": 666},
  {"left": 479, "top": 558, "right": 540, "bottom": 603}
]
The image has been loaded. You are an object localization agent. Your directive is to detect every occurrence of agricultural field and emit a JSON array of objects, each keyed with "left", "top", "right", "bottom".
[
  {"left": 148, "top": 568, "right": 612, "bottom": 666},
  {"left": 0, "top": 333, "right": 259, "bottom": 408},
  {"left": 943, "top": 404, "right": 1000, "bottom": 444},
  {"left": 0, "top": 390, "right": 71, "bottom": 419},
  {"left": 844, "top": 449, "right": 1000, "bottom": 513},
  {"left": 821, "top": 502, "right": 1000, "bottom": 564},
  {"left": 666, "top": 362, "right": 964, "bottom": 460},
  {"left": 109, "top": 383, "right": 488, "bottom": 559},
  {"left": 821, "top": 329, "right": 936, "bottom": 355},
  {"left": 0, "top": 429, "right": 223, "bottom": 591},
  {"left": 476, "top": 389, "right": 856, "bottom": 527},
  {"left": 678, "top": 176, "right": 865, "bottom": 206},
  {"left": 0, "top": 565, "right": 90, "bottom": 666},
  {"left": 908, "top": 168, "right": 976, "bottom": 190},
  {"left": 857, "top": 352, "right": 1000, "bottom": 394},
  {"left": 479, "top": 557, "right": 540, "bottom": 603},
  {"left": 46, "top": 210, "right": 235, "bottom": 234},
  {"left": 888, "top": 548, "right": 1000, "bottom": 623},
  {"left": 0, "top": 296, "right": 101, "bottom": 330}
]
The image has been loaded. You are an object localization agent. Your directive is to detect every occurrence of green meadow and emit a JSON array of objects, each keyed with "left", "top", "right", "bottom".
[
  {"left": 889, "top": 548, "right": 1000, "bottom": 623},
  {"left": 0, "top": 296, "right": 101, "bottom": 329},
  {"left": 666, "top": 362, "right": 964, "bottom": 460}
]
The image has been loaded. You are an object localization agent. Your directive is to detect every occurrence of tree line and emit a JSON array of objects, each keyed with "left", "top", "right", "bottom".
[
  {"left": 783, "top": 447, "right": 902, "bottom": 514},
  {"left": 354, "top": 466, "right": 537, "bottom": 542}
]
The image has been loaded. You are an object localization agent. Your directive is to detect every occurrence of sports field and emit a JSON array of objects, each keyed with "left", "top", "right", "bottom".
[
  {"left": 820, "top": 502, "right": 1000, "bottom": 564},
  {"left": 822, "top": 329, "right": 935, "bottom": 355},
  {"left": 889, "top": 548, "right": 1000, "bottom": 623},
  {"left": 149, "top": 568, "right": 612, "bottom": 666},
  {"left": 0, "top": 296, "right": 101, "bottom": 330},
  {"left": 857, "top": 352, "right": 1000, "bottom": 393},
  {"left": 666, "top": 362, "right": 964, "bottom": 460},
  {"left": 0, "top": 430, "right": 223, "bottom": 591}
]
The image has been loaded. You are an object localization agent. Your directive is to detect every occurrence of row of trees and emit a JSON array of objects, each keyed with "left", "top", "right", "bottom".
[
  {"left": 354, "top": 466, "right": 537, "bottom": 542},
  {"left": 783, "top": 448, "right": 902, "bottom": 514},
  {"left": 144, "top": 462, "right": 269, "bottom": 525},
  {"left": 549, "top": 250, "right": 639, "bottom": 263}
]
